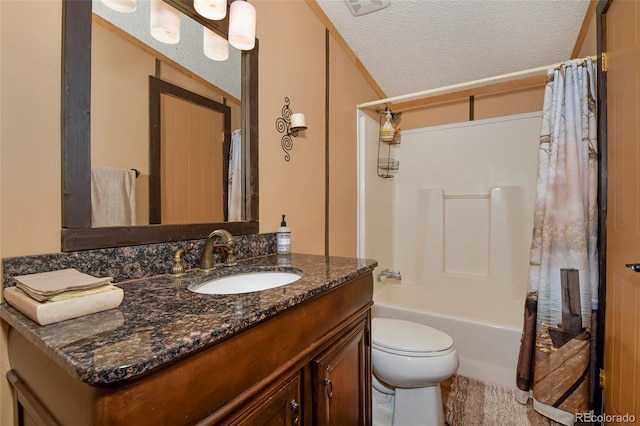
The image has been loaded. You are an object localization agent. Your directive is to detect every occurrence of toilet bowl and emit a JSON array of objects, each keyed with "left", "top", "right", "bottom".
[{"left": 372, "top": 318, "right": 459, "bottom": 426}]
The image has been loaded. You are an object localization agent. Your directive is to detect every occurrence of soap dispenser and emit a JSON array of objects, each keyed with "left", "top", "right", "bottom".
[{"left": 277, "top": 215, "right": 291, "bottom": 255}]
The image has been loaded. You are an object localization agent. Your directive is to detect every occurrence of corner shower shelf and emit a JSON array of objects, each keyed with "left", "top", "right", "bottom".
[
  {"left": 377, "top": 110, "right": 401, "bottom": 178},
  {"left": 378, "top": 158, "right": 399, "bottom": 171}
]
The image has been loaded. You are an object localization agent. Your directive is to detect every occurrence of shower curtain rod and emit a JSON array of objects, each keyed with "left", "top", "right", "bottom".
[{"left": 357, "top": 55, "right": 597, "bottom": 109}]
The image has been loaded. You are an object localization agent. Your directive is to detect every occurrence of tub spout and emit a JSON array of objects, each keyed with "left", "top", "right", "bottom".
[{"left": 377, "top": 268, "right": 402, "bottom": 282}]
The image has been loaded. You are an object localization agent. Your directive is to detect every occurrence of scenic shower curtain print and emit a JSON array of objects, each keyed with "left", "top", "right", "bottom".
[{"left": 515, "top": 57, "right": 598, "bottom": 426}]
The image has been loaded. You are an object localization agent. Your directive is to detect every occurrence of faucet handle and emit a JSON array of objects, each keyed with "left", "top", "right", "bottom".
[
  {"left": 223, "top": 251, "right": 238, "bottom": 267},
  {"left": 170, "top": 242, "right": 194, "bottom": 276},
  {"left": 220, "top": 240, "right": 237, "bottom": 266}
]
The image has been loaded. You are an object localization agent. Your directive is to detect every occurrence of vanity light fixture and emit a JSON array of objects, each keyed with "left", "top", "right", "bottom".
[
  {"left": 276, "top": 97, "right": 307, "bottom": 162},
  {"left": 228, "top": 0, "right": 256, "bottom": 50},
  {"left": 203, "top": 28, "right": 229, "bottom": 61},
  {"left": 150, "top": 0, "right": 181, "bottom": 44},
  {"left": 194, "top": 0, "right": 227, "bottom": 20},
  {"left": 100, "top": 0, "right": 137, "bottom": 13}
]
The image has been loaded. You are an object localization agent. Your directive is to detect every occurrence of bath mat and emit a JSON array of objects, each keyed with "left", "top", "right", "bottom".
[{"left": 445, "top": 375, "right": 564, "bottom": 426}]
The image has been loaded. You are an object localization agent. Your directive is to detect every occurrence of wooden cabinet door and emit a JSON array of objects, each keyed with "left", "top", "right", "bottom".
[
  {"left": 226, "top": 372, "right": 302, "bottom": 426},
  {"left": 312, "top": 317, "right": 371, "bottom": 426}
]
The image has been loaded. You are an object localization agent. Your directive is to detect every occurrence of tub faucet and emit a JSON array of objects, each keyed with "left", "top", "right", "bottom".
[
  {"left": 199, "top": 229, "right": 237, "bottom": 272},
  {"left": 377, "top": 268, "right": 402, "bottom": 282}
]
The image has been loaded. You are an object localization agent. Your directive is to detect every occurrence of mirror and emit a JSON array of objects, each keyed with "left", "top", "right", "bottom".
[
  {"left": 61, "top": 0, "right": 259, "bottom": 251},
  {"left": 91, "top": 4, "right": 241, "bottom": 227}
]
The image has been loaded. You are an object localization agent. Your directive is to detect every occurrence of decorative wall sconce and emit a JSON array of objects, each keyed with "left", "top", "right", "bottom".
[{"left": 276, "top": 97, "right": 307, "bottom": 161}]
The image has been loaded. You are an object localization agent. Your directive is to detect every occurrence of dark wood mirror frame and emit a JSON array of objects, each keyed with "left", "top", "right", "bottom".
[{"left": 61, "top": 0, "right": 259, "bottom": 252}]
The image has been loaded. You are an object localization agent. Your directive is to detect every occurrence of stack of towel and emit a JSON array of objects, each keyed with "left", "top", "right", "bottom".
[{"left": 4, "top": 269, "right": 124, "bottom": 325}]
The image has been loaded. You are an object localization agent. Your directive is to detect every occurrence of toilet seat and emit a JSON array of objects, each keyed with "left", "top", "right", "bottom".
[{"left": 372, "top": 318, "right": 454, "bottom": 357}]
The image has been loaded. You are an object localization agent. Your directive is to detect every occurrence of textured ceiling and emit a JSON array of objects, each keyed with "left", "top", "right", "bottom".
[{"left": 317, "top": 0, "right": 592, "bottom": 100}]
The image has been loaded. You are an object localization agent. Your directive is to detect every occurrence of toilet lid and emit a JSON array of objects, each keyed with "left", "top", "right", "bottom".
[{"left": 372, "top": 318, "right": 454, "bottom": 354}]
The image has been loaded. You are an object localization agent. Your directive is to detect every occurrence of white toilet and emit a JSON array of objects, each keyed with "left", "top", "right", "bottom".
[{"left": 371, "top": 318, "right": 459, "bottom": 426}]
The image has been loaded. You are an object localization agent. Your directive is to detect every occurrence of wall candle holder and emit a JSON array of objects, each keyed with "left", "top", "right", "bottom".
[{"left": 275, "top": 97, "right": 307, "bottom": 161}]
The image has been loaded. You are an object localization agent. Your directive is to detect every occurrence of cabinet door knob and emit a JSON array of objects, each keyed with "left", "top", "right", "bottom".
[{"left": 290, "top": 400, "right": 299, "bottom": 424}]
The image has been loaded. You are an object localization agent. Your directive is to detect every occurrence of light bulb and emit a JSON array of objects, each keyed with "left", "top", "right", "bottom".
[
  {"left": 150, "top": 0, "right": 181, "bottom": 44},
  {"left": 204, "top": 28, "right": 229, "bottom": 61},
  {"left": 194, "top": 0, "right": 227, "bottom": 20},
  {"left": 101, "top": 0, "right": 137, "bottom": 13},
  {"left": 228, "top": 0, "right": 256, "bottom": 51}
]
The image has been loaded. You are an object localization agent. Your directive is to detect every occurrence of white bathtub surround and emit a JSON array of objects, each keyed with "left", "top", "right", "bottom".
[
  {"left": 390, "top": 113, "right": 541, "bottom": 310},
  {"left": 359, "top": 110, "right": 541, "bottom": 330}
]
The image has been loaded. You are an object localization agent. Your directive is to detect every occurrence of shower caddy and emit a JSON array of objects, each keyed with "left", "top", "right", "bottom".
[{"left": 377, "top": 108, "right": 401, "bottom": 178}]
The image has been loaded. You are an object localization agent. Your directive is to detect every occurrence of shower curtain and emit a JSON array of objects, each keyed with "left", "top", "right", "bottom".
[
  {"left": 228, "top": 129, "right": 242, "bottom": 222},
  {"left": 515, "top": 58, "right": 598, "bottom": 425}
]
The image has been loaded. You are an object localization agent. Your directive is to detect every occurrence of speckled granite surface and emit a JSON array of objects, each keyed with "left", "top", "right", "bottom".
[
  {"left": 0, "top": 253, "right": 377, "bottom": 386},
  {"left": 2, "top": 233, "right": 276, "bottom": 287}
]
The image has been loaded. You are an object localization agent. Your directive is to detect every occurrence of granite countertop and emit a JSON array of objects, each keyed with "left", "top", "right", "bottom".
[{"left": 0, "top": 253, "right": 376, "bottom": 387}]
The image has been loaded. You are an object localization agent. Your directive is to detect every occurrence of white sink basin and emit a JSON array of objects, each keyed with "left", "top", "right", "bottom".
[{"left": 189, "top": 271, "right": 302, "bottom": 295}]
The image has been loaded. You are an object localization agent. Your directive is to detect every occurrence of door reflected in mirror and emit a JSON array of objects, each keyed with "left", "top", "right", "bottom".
[{"left": 149, "top": 77, "right": 232, "bottom": 225}]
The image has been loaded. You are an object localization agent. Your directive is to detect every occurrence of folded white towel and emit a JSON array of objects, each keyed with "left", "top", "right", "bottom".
[
  {"left": 13, "top": 268, "right": 114, "bottom": 302},
  {"left": 91, "top": 166, "right": 137, "bottom": 227}
]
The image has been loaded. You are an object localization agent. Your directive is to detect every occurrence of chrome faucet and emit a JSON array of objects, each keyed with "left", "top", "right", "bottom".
[
  {"left": 376, "top": 268, "right": 402, "bottom": 282},
  {"left": 199, "top": 229, "right": 237, "bottom": 272}
]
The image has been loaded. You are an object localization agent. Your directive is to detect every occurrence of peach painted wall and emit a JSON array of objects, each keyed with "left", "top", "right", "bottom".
[
  {"left": 400, "top": 99, "right": 470, "bottom": 130},
  {"left": 577, "top": 10, "right": 597, "bottom": 59},
  {"left": 475, "top": 85, "right": 545, "bottom": 121},
  {"left": 328, "top": 33, "right": 378, "bottom": 257},
  {"left": 0, "top": 2, "right": 62, "bottom": 423},
  {"left": 398, "top": 84, "right": 546, "bottom": 130},
  {"left": 253, "top": 0, "right": 327, "bottom": 255},
  {"left": 0, "top": 1, "right": 62, "bottom": 258}
]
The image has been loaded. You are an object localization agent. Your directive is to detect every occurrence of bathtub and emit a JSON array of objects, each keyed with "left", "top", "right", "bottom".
[{"left": 372, "top": 284, "right": 523, "bottom": 390}]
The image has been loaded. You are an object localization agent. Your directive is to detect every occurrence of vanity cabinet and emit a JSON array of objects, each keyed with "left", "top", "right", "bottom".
[
  {"left": 226, "top": 315, "right": 369, "bottom": 426},
  {"left": 313, "top": 318, "right": 369, "bottom": 425},
  {"left": 7, "top": 272, "right": 373, "bottom": 426}
]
